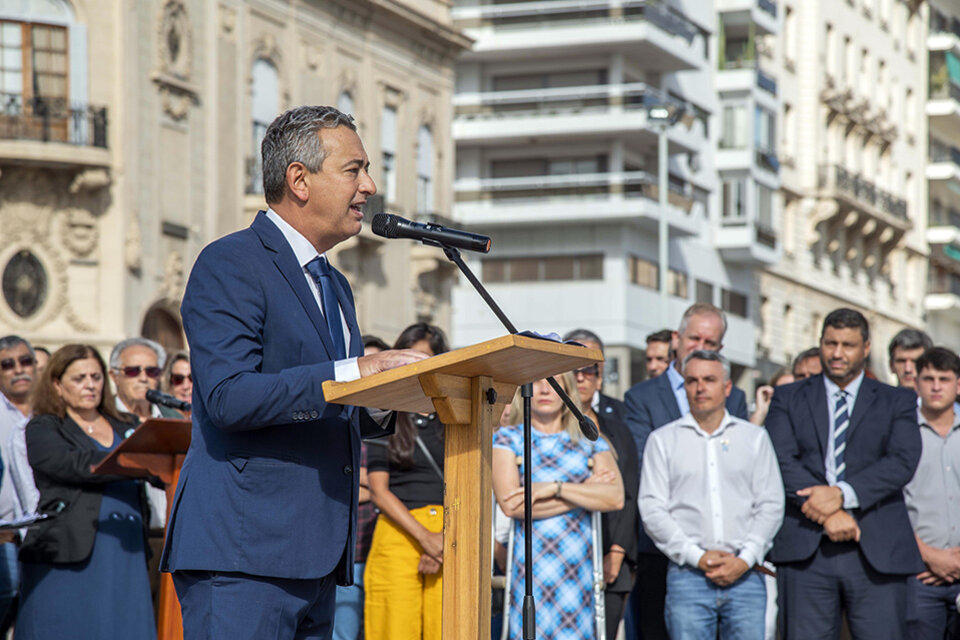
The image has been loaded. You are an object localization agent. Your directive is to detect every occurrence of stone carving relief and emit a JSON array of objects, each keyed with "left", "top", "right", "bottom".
[
  {"left": 63, "top": 209, "right": 98, "bottom": 257},
  {"left": 161, "top": 251, "right": 185, "bottom": 301},
  {"left": 126, "top": 212, "right": 143, "bottom": 274},
  {"left": 220, "top": 5, "right": 237, "bottom": 40},
  {"left": 152, "top": 0, "right": 200, "bottom": 121}
]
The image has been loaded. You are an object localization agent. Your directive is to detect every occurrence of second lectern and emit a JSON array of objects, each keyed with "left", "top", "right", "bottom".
[{"left": 323, "top": 334, "right": 602, "bottom": 640}]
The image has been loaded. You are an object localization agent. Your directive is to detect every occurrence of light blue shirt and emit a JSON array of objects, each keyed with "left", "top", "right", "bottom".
[
  {"left": 822, "top": 372, "right": 864, "bottom": 509},
  {"left": 666, "top": 362, "right": 690, "bottom": 415}
]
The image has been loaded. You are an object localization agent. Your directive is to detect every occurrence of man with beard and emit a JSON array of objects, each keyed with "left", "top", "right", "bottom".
[{"left": 766, "top": 308, "right": 923, "bottom": 638}]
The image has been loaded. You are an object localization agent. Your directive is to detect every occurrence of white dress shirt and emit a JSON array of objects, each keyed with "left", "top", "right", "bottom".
[
  {"left": 639, "top": 410, "right": 785, "bottom": 569},
  {"left": 822, "top": 373, "right": 863, "bottom": 509},
  {"left": 265, "top": 208, "right": 360, "bottom": 382}
]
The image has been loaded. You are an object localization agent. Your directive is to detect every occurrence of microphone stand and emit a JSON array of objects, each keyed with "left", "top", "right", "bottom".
[{"left": 431, "top": 241, "right": 599, "bottom": 639}]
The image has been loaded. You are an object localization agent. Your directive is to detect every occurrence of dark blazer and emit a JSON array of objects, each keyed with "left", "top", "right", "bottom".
[
  {"left": 765, "top": 374, "right": 924, "bottom": 575},
  {"left": 161, "top": 212, "right": 389, "bottom": 583},
  {"left": 596, "top": 393, "right": 639, "bottom": 592},
  {"left": 20, "top": 413, "right": 147, "bottom": 564},
  {"left": 623, "top": 369, "right": 748, "bottom": 554}
]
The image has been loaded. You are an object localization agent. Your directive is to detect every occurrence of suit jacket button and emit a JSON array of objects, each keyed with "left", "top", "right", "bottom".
[
  {"left": 310, "top": 410, "right": 319, "bottom": 419},
  {"left": 343, "top": 465, "right": 353, "bottom": 475},
  {"left": 291, "top": 412, "right": 298, "bottom": 421}
]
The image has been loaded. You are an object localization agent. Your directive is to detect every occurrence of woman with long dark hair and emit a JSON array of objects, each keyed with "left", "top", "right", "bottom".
[
  {"left": 364, "top": 323, "right": 448, "bottom": 640},
  {"left": 16, "top": 344, "right": 155, "bottom": 639}
]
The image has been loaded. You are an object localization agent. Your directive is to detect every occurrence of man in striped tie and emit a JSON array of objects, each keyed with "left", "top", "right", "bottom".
[{"left": 765, "top": 308, "right": 924, "bottom": 639}]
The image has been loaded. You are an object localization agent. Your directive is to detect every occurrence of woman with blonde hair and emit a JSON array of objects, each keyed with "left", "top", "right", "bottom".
[{"left": 492, "top": 371, "right": 624, "bottom": 639}]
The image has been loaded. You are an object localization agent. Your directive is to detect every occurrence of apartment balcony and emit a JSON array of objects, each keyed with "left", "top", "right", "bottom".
[
  {"left": 815, "top": 164, "right": 910, "bottom": 238},
  {"left": 717, "top": 62, "right": 779, "bottom": 114},
  {"left": 926, "top": 271, "right": 960, "bottom": 316},
  {"left": 715, "top": 216, "right": 779, "bottom": 265},
  {"left": 928, "top": 18, "right": 960, "bottom": 56},
  {"left": 716, "top": 0, "right": 778, "bottom": 36},
  {"left": 454, "top": 83, "right": 700, "bottom": 152},
  {"left": 0, "top": 93, "right": 110, "bottom": 168},
  {"left": 929, "top": 138, "right": 960, "bottom": 187},
  {"left": 928, "top": 81, "right": 960, "bottom": 126},
  {"left": 453, "top": 170, "right": 701, "bottom": 235},
  {"left": 820, "top": 77, "right": 898, "bottom": 146},
  {"left": 452, "top": 0, "right": 703, "bottom": 71}
]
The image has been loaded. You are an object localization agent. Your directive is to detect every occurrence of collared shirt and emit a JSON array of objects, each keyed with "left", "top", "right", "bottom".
[
  {"left": 0, "top": 394, "right": 27, "bottom": 519},
  {"left": 823, "top": 372, "right": 864, "bottom": 509},
  {"left": 666, "top": 362, "right": 690, "bottom": 415},
  {"left": 639, "top": 410, "right": 785, "bottom": 569},
  {"left": 904, "top": 407, "right": 960, "bottom": 548},
  {"left": 265, "top": 208, "right": 360, "bottom": 382}
]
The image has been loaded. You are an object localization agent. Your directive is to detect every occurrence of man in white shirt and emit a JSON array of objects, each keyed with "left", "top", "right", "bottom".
[{"left": 639, "top": 350, "right": 784, "bottom": 639}]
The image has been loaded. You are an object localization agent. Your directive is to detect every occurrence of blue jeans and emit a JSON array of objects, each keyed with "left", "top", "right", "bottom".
[
  {"left": 906, "top": 576, "right": 960, "bottom": 640},
  {"left": 0, "top": 542, "right": 18, "bottom": 630},
  {"left": 665, "top": 563, "right": 766, "bottom": 640},
  {"left": 333, "top": 563, "right": 365, "bottom": 640}
]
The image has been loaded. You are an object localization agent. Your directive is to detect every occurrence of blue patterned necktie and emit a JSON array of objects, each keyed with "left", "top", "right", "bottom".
[
  {"left": 305, "top": 257, "right": 346, "bottom": 360},
  {"left": 833, "top": 390, "right": 850, "bottom": 482}
]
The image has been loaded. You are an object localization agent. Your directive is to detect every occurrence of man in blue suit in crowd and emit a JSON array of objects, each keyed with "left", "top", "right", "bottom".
[
  {"left": 765, "top": 308, "right": 923, "bottom": 639},
  {"left": 161, "top": 106, "right": 427, "bottom": 639},
  {"left": 623, "top": 302, "right": 749, "bottom": 640}
]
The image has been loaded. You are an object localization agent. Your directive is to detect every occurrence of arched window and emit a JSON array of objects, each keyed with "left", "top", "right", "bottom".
[
  {"left": 337, "top": 91, "right": 354, "bottom": 117},
  {"left": 381, "top": 106, "right": 397, "bottom": 203},
  {"left": 248, "top": 58, "right": 278, "bottom": 194},
  {"left": 417, "top": 125, "right": 434, "bottom": 214}
]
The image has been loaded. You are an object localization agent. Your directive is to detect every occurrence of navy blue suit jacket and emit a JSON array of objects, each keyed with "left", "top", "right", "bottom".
[
  {"left": 161, "top": 212, "right": 386, "bottom": 583},
  {"left": 623, "top": 369, "right": 748, "bottom": 554},
  {"left": 764, "top": 374, "right": 923, "bottom": 575}
]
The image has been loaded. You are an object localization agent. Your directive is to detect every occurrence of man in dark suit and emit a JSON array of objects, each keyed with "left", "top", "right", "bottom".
[
  {"left": 160, "top": 106, "right": 426, "bottom": 639},
  {"left": 623, "top": 303, "right": 749, "bottom": 640},
  {"left": 765, "top": 308, "right": 923, "bottom": 639},
  {"left": 563, "top": 328, "right": 639, "bottom": 638}
]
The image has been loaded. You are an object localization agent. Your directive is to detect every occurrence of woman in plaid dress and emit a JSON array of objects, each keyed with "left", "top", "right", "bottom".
[{"left": 493, "top": 372, "right": 625, "bottom": 639}]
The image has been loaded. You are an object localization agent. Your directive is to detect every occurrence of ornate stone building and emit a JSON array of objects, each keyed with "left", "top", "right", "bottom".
[{"left": 0, "top": 0, "right": 468, "bottom": 355}]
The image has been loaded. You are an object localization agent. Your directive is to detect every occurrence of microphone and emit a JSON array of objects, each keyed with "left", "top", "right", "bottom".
[
  {"left": 146, "top": 389, "right": 191, "bottom": 413},
  {"left": 372, "top": 213, "right": 491, "bottom": 253}
]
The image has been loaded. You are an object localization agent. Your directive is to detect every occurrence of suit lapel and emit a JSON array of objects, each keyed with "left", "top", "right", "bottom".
[
  {"left": 804, "top": 375, "right": 831, "bottom": 459},
  {"left": 657, "top": 372, "right": 682, "bottom": 421},
  {"left": 252, "top": 213, "right": 338, "bottom": 359},
  {"left": 846, "top": 376, "right": 876, "bottom": 442}
]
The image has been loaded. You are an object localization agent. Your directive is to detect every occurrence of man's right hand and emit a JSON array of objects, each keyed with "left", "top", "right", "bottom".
[
  {"left": 920, "top": 546, "right": 960, "bottom": 584},
  {"left": 358, "top": 349, "right": 430, "bottom": 377},
  {"left": 822, "top": 510, "right": 860, "bottom": 542},
  {"left": 697, "top": 549, "right": 733, "bottom": 573}
]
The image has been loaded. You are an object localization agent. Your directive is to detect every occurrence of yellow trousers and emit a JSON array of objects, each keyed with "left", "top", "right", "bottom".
[{"left": 364, "top": 505, "right": 444, "bottom": 640}]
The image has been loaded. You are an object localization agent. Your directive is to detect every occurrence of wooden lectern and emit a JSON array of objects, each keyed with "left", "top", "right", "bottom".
[
  {"left": 323, "top": 334, "right": 602, "bottom": 640},
  {"left": 94, "top": 417, "right": 191, "bottom": 640}
]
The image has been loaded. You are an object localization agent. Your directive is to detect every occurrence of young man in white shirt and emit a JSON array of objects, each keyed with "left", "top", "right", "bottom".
[{"left": 639, "top": 350, "right": 784, "bottom": 639}]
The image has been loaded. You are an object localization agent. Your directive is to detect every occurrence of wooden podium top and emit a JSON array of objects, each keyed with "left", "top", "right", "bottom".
[
  {"left": 93, "top": 418, "right": 191, "bottom": 477},
  {"left": 323, "top": 333, "right": 601, "bottom": 414}
]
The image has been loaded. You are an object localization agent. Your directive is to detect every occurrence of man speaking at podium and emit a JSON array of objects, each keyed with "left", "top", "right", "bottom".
[{"left": 161, "top": 106, "right": 427, "bottom": 639}]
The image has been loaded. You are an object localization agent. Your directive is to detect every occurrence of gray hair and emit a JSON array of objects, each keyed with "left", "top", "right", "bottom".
[
  {"left": 887, "top": 328, "right": 933, "bottom": 362},
  {"left": 110, "top": 337, "right": 167, "bottom": 370},
  {"left": 677, "top": 303, "right": 728, "bottom": 340},
  {"left": 261, "top": 105, "right": 357, "bottom": 204},
  {"left": 682, "top": 349, "right": 731, "bottom": 381},
  {"left": 0, "top": 335, "right": 34, "bottom": 356},
  {"left": 562, "top": 328, "right": 604, "bottom": 354}
]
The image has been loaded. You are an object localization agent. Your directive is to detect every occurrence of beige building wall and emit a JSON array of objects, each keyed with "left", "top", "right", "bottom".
[
  {"left": 758, "top": 0, "right": 929, "bottom": 382},
  {"left": 0, "top": 0, "right": 468, "bottom": 356}
]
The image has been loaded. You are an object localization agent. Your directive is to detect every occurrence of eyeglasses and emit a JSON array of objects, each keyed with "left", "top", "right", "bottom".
[
  {"left": 573, "top": 365, "right": 599, "bottom": 378},
  {"left": 115, "top": 366, "right": 162, "bottom": 379},
  {"left": 0, "top": 355, "right": 35, "bottom": 371},
  {"left": 170, "top": 373, "right": 192, "bottom": 386}
]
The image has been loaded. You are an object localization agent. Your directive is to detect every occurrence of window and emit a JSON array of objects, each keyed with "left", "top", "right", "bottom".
[
  {"left": 757, "top": 185, "right": 774, "bottom": 229},
  {"left": 490, "top": 155, "right": 607, "bottom": 178},
  {"left": 782, "top": 103, "right": 794, "bottom": 156},
  {"left": 416, "top": 125, "right": 434, "bottom": 214},
  {"left": 754, "top": 106, "right": 775, "bottom": 150},
  {"left": 722, "top": 289, "right": 748, "bottom": 318},
  {"left": 668, "top": 269, "right": 688, "bottom": 298},
  {"left": 722, "top": 179, "right": 746, "bottom": 220},
  {"left": 630, "top": 256, "right": 658, "bottom": 289},
  {"left": 248, "top": 58, "right": 279, "bottom": 195},
  {"left": 483, "top": 254, "right": 604, "bottom": 283},
  {"left": 696, "top": 279, "right": 714, "bottom": 304},
  {"left": 381, "top": 106, "right": 397, "bottom": 203},
  {"left": 824, "top": 23, "right": 834, "bottom": 76},
  {"left": 0, "top": 20, "right": 69, "bottom": 140},
  {"left": 720, "top": 106, "right": 748, "bottom": 149},
  {"left": 337, "top": 91, "right": 354, "bottom": 116},
  {"left": 785, "top": 8, "right": 797, "bottom": 66}
]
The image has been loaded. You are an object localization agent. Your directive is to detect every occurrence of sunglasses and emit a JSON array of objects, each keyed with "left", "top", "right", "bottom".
[
  {"left": 115, "top": 366, "right": 162, "bottom": 379},
  {"left": 573, "top": 364, "right": 599, "bottom": 378},
  {"left": 170, "top": 373, "right": 192, "bottom": 385},
  {"left": 0, "top": 355, "right": 35, "bottom": 371}
]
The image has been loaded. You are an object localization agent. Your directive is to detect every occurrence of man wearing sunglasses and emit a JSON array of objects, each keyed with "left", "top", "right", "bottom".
[{"left": 0, "top": 335, "right": 37, "bottom": 634}]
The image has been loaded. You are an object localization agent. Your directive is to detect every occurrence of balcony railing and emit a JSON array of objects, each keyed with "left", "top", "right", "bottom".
[
  {"left": 819, "top": 164, "right": 908, "bottom": 220},
  {"left": 755, "top": 147, "right": 780, "bottom": 173},
  {"left": 455, "top": 82, "right": 687, "bottom": 121},
  {"left": 930, "top": 81, "right": 960, "bottom": 103},
  {"left": 455, "top": 170, "right": 695, "bottom": 210},
  {"left": 757, "top": 0, "right": 777, "bottom": 17},
  {"left": 0, "top": 93, "right": 107, "bottom": 148},
  {"left": 930, "top": 14, "right": 960, "bottom": 39},
  {"left": 452, "top": 0, "right": 698, "bottom": 42},
  {"left": 929, "top": 273, "right": 960, "bottom": 297},
  {"left": 756, "top": 69, "right": 777, "bottom": 95},
  {"left": 930, "top": 139, "right": 960, "bottom": 167}
]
